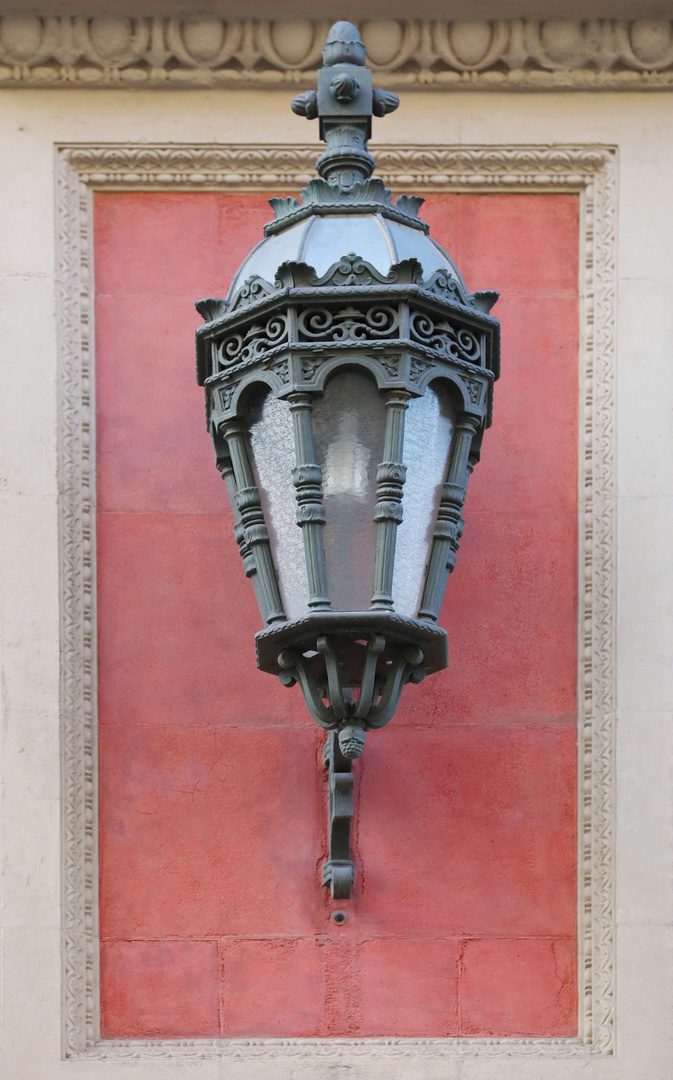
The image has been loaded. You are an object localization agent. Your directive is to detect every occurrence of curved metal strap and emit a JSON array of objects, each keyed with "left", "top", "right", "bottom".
[
  {"left": 277, "top": 649, "right": 336, "bottom": 728},
  {"left": 317, "top": 635, "right": 349, "bottom": 720},
  {"left": 354, "top": 633, "right": 386, "bottom": 719},
  {"left": 365, "top": 645, "right": 425, "bottom": 729}
]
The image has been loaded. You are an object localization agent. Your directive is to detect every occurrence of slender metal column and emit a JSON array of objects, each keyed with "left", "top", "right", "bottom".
[
  {"left": 370, "top": 389, "right": 409, "bottom": 610},
  {"left": 221, "top": 419, "right": 285, "bottom": 624},
  {"left": 214, "top": 436, "right": 269, "bottom": 623},
  {"left": 288, "top": 392, "right": 331, "bottom": 611},
  {"left": 418, "top": 412, "right": 479, "bottom": 622}
]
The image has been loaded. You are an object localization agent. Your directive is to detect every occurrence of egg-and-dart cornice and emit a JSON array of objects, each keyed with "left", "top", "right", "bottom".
[{"left": 1, "top": 15, "right": 673, "bottom": 91}]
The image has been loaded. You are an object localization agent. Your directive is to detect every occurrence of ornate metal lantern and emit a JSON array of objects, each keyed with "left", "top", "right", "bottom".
[{"left": 195, "top": 21, "right": 500, "bottom": 898}]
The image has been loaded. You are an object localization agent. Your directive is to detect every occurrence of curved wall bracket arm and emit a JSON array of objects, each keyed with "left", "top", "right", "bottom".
[{"left": 322, "top": 730, "right": 355, "bottom": 900}]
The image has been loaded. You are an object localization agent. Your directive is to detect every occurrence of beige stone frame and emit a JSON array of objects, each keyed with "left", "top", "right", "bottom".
[{"left": 56, "top": 142, "right": 617, "bottom": 1065}]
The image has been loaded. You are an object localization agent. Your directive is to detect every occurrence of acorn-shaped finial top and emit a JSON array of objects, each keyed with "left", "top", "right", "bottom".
[{"left": 322, "top": 21, "right": 366, "bottom": 67}]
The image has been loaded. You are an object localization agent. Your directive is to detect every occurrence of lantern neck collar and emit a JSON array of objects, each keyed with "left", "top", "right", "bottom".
[{"left": 264, "top": 178, "right": 428, "bottom": 238}]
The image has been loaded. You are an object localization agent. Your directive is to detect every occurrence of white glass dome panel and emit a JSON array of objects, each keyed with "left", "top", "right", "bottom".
[
  {"left": 386, "top": 221, "right": 462, "bottom": 282},
  {"left": 228, "top": 219, "right": 311, "bottom": 297},
  {"left": 302, "top": 215, "right": 393, "bottom": 277},
  {"left": 227, "top": 213, "right": 467, "bottom": 301}
]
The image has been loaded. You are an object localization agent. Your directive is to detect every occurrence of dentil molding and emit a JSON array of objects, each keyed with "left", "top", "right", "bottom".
[
  {"left": 57, "top": 142, "right": 617, "bottom": 1064},
  {"left": 3, "top": 15, "right": 673, "bottom": 90}
]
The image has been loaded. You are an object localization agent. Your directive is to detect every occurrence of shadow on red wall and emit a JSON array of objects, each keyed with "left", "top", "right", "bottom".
[{"left": 96, "top": 191, "right": 579, "bottom": 1039}]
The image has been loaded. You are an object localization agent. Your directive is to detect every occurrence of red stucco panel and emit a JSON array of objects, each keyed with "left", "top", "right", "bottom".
[{"left": 95, "top": 190, "right": 579, "bottom": 1038}]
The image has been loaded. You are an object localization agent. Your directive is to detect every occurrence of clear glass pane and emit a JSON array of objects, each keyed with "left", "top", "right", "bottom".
[
  {"left": 393, "top": 381, "right": 457, "bottom": 617},
  {"left": 312, "top": 369, "right": 386, "bottom": 611},
  {"left": 303, "top": 216, "right": 392, "bottom": 277},
  {"left": 247, "top": 386, "right": 309, "bottom": 621}
]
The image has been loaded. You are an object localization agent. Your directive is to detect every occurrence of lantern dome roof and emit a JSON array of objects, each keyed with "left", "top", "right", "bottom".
[
  {"left": 226, "top": 208, "right": 466, "bottom": 301},
  {"left": 222, "top": 16, "right": 466, "bottom": 306}
]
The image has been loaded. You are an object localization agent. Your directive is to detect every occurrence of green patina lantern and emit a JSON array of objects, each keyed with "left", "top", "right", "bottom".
[{"left": 196, "top": 21, "right": 500, "bottom": 897}]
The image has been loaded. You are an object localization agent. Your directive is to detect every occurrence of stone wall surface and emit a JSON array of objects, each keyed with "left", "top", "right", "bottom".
[
  {"left": 0, "top": 77, "right": 672, "bottom": 1080},
  {"left": 93, "top": 188, "right": 579, "bottom": 1041}
]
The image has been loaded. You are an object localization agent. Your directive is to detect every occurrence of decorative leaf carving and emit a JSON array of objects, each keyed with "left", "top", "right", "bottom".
[
  {"left": 420, "top": 270, "right": 498, "bottom": 315},
  {"left": 394, "top": 193, "right": 425, "bottom": 218},
  {"left": 409, "top": 356, "right": 430, "bottom": 382},
  {"left": 468, "top": 289, "right": 500, "bottom": 313},
  {"left": 229, "top": 274, "right": 278, "bottom": 312},
  {"left": 301, "top": 357, "right": 322, "bottom": 381},
  {"left": 218, "top": 384, "right": 236, "bottom": 410},
  {"left": 268, "top": 195, "right": 301, "bottom": 220},
  {"left": 298, "top": 177, "right": 350, "bottom": 205},
  {"left": 274, "top": 260, "right": 319, "bottom": 289},
  {"left": 195, "top": 296, "right": 228, "bottom": 322},
  {"left": 466, "top": 379, "right": 482, "bottom": 404},
  {"left": 270, "top": 358, "right": 291, "bottom": 385},
  {"left": 421, "top": 269, "right": 468, "bottom": 305},
  {"left": 264, "top": 176, "right": 429, "bottom": 234},
  {"left": 347, "top": 177, "right": 393, "bottom": 206}
]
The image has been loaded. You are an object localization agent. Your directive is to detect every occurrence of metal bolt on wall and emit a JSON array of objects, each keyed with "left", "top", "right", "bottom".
[{"left": 196, "top": 20, "right": 500, "bottom": 898}]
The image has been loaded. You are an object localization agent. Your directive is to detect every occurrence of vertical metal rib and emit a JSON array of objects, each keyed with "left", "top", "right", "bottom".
[
  {"left": 221, "top": 419, "right": 285, "bottom": 624},
  {"left": 370, "top": 389, "right": 409, "bottom": 610},
  {"left": 288, "top": 392, "right": 331, "bottom": 610},
  {"left": 418, "top": 412, "right": 479, "bottom": 622}
]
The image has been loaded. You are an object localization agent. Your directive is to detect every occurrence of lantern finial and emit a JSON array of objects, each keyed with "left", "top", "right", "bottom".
[
  {"left": 322, "top": 21, "right": 366, "bottom": 67},
  {"left": 291, "top": 20, "right": 399, "bottom": 191}
]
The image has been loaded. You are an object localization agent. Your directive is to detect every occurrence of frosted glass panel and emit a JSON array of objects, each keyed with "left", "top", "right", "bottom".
[
  {"left": 312, "top": 370, "right": 386, "bottom": 611},
  {"left": 304, "top": 216, "right": 392, "bottom": 276},
  {"left": 228, "top": 221, "right": 311, "bottom": 297},
  {"left": 245, "top": 376, "right": 455, "bottom": 621},
  {"left": 393, "top": 382, "right": 457, "bottom": 617},
  {"left": 247, "top": 387, "right": 309, "bottom": 621}
]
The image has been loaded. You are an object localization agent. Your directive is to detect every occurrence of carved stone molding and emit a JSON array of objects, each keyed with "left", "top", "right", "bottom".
[
  {"left": 6, "top": 15, "right": 673, "bottom": 90},
  {"left": 57, "top": 142, "right": 616, "bottom": 1063}
]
